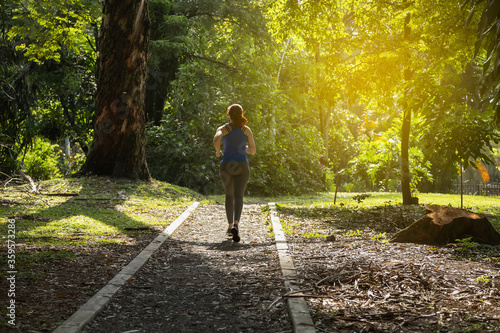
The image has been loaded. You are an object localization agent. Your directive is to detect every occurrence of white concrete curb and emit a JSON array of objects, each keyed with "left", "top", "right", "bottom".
[
  {"left": 268, "top": 202, "right": 316, "bottom": 333},
  {"left": 53, "top": 201, "right": 200, "bottom": 333}
]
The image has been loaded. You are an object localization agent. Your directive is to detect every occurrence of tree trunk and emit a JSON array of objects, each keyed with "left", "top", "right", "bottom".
[
  {"left": 80, "top": 0, "right": 151, "bottom": 180},
  {"left": 401, "top": 2, "right": 413, "bottom": 205},
  {"left": 401, "top": 107, "right": 411, "bottom": 203},
  {"left": 391, "top": 205, "right": 500, "bottom": 245},
  {"left": 319, "top": 104, "right": 330, "bottom": 163},
  {"left": 384, "top": 152, "right": 392, "bottom": 190},
  {"left": 316, "top": 43, "right": 330, "bottom": 183}
]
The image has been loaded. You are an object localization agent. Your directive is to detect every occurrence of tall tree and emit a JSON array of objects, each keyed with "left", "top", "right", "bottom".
[
  {"left": 145, "top": 0, "right": 192, "bottom": 125},
  {"left": 466, "top": 0, "right": 500, "bottom": 122},
  {"left": 2, "top": 0, "right": 100, "bottom": 175},
  {"left": 401, "top": 0, "right": 413, "bottom": 204},
  {"left": 80, "top": 0, "right": 151, "bottom": 179},
  {"left": 267, "top": 0, "right": 486, "bottom": 198}
]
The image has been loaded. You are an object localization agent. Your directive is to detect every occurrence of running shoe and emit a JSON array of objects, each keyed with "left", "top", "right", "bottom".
[{"left": 230, "top": 224, "right": 240, "bottom": 242}]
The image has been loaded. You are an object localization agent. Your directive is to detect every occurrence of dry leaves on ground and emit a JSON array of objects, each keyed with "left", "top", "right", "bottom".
[{"left": 279, "top": 205, "right": 500, "bottom": 332}]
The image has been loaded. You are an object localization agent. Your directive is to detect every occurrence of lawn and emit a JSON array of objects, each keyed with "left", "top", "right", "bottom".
[
  {"left": 271, "top": 191, "right": 500, "bottom": 230},
  {"left": 0, "top": 176, "right": 202, "bottom": 248}
]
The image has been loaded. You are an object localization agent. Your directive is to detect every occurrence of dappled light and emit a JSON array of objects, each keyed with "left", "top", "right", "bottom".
[{"left": 2, "top": 0, "right": 500, "bottom": 331}]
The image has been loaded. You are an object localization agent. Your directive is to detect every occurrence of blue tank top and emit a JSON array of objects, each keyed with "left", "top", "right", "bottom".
[{"left": 221, "top": 124, "right": 248, "bottom": 163}]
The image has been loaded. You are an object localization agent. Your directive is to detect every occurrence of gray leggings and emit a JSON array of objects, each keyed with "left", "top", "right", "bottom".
[{"left": 219, "top": 162, "right": 250, "bottom": 224}]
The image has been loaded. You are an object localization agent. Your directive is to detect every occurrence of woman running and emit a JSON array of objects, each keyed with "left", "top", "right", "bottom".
[{"left": 213, "top": 104, "right": 256, "bottom": 242}]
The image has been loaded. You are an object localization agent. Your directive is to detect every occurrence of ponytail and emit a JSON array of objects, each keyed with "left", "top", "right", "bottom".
[{"left": 227, "top": 104, "right": 247, "bottom": 128}]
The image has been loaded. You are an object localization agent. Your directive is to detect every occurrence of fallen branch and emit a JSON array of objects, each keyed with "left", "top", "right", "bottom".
[
  {"left": 315, "top": 275, "right": 332, "bottom": 287},
  {"left": 19, "top": 170, "right": 40, "bottom": 194},
  {"left": 267, "top": 296, "right": 282, "bottom": 310},
  {"left": 41, "top": 193, "right": 79, "bottom": 197},
  {"left": 0, "top": 171, "right": 21, "bottom": 188},
  {"left": 283, "top": 293, "right": 332, "bottom": 299},
  {"left": 73, "top": 197, "right": 125, "bottom": 201}
]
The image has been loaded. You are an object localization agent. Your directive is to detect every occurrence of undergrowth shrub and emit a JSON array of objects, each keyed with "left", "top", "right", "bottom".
[
  {"left": 248, "top": 124, "right": 326, "bottom": 196},
  {"left": 146, "top": 52, "right": 326, "bottom": 196},
  {"left": 146, "top": 117, "right": 326, "bottom": 196},
  {"left": 147, "top": 116, "right": 220, "bottom": 195},
  {"left": 19, "top": 137, "right": 61, "bottom": 180}
]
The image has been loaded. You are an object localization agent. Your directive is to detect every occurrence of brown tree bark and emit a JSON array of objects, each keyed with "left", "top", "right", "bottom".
[
  {"left": 391, "top": 205, "right": 500, "bottom": 245},
  {"left": 80, "top": 0, "right": 151, "bottom": 180}
]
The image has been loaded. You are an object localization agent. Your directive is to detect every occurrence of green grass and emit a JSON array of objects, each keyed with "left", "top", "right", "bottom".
[
  {"left": 271, "top": 191, "right": 500, "bottom": 230},
  {"left": 3, "top": 180, "right": 500, "bottom": 260},
  {"left": 0, "top": 176, "right": 201, "bottom": 247},
  {"left": 272, "top": 191, "right": 500, "bottom": 209}
]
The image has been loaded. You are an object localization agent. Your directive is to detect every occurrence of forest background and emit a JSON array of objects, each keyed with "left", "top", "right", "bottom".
[{"left": 2, "top": 0, "right": 500, "bottom": 198}]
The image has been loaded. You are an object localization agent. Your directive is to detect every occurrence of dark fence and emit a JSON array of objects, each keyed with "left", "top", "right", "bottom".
[{"left": 452, "top": 181, "right": 500, "bottom": 196}]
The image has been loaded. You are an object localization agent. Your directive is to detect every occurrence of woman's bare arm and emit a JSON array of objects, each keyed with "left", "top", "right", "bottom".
[
  {"left": 245, "top": 126, "right": 256, "bottom": 155},
  {"left": 213, "top": 126, "right": 226, "bottom": 157}
]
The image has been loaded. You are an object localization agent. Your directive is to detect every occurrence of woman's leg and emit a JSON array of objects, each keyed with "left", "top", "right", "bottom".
[
  {"left": 221, "top": 162, "right": 249, "bottom": 242},
  {"left": 233, "top": 162, "right": 250, "bottom": 224},
  {"left": 219, "top": 163, "right": 235, "bottom": 226}
]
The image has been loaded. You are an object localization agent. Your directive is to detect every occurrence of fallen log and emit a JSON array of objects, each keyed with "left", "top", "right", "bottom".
[
  {"left": 391, "top": 204, "right": 500, "bottom": 245},
  {"left": 41, "top": 193, "right": 79, "bottom": 197}
]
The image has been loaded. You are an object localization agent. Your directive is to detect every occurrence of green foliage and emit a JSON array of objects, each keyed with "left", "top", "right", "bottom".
[
  {"left": 417, "top": 62, "right": 500, "bottom": 184},
  {"left": 345, "top": 112, "right": 432, "bottom": 192},
  {"left": 466, "top": 0, "right": 500, "bottom": 122},
  {"left": 145, "top": 0, "right": 326, "bottom": 195},
  {"left": 476, "top": 273, "right": 498, "bottom": 285},
  {"left": 345, "top": 229, "right": 363, "bottom": 236},
  {"left": 147, "top": 67, "right": 326, "bottom": 195},
  {"left": 454, "top": 237, "right": 479, "bottom": 255},
  {"left": 371, "top": 232, "right": 388, "bottom": 242},
  {"left": 266, "top": 0, "right": 494, "bottom": 197},
  {"left": 147, "top": 115, "right": 221, "bottom": 194},
  {"left": 453, "top": 236, "right": 500, "bottom": 260},
  {"left": 19, "top": 137, "right": 61, "bottom": 180},
  {"left": 7, "top": 0, "right": 100, "bottom": 64},
  {"left": 145, "top": 0, "right": 197, "bottom": 124},
  {"left": 327, "top": 107, "right": 358, "bottom": 174},
  {"left": 302, "top": 232, "right": 326, "bottom": 239},
  {"left": 1, "top": 1, "right": 37, "bottom": 175},
  {"left": 249, "top": 124, "right": 326, "bottom": 195},
  {"left": 1, "top": 0, "right": 97, "bottom": 176}
]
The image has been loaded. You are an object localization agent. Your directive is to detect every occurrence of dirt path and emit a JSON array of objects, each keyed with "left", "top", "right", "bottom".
[{"left": 82, "top": 204, "right": 292, "bottom": 333}]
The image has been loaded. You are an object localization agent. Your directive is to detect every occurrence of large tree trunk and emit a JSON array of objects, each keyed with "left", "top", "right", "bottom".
[{"left": 80, "top": 0, "right": 150, "bottom": 180}]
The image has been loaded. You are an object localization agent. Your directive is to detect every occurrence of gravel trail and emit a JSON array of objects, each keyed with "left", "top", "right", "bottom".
[{"left": 83, "top": 203, "right": 292, "bottom": 333}]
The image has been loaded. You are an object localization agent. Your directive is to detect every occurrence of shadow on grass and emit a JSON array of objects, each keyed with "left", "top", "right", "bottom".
[
  {"left": 277, "top": 204, "right": 425, "bottom": 233},
  {"left": 0, "top": 176, "right": 198, "bottom": 247},
  {"left": 7, "top": 181, "right": 144, "bottom": 242}
]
